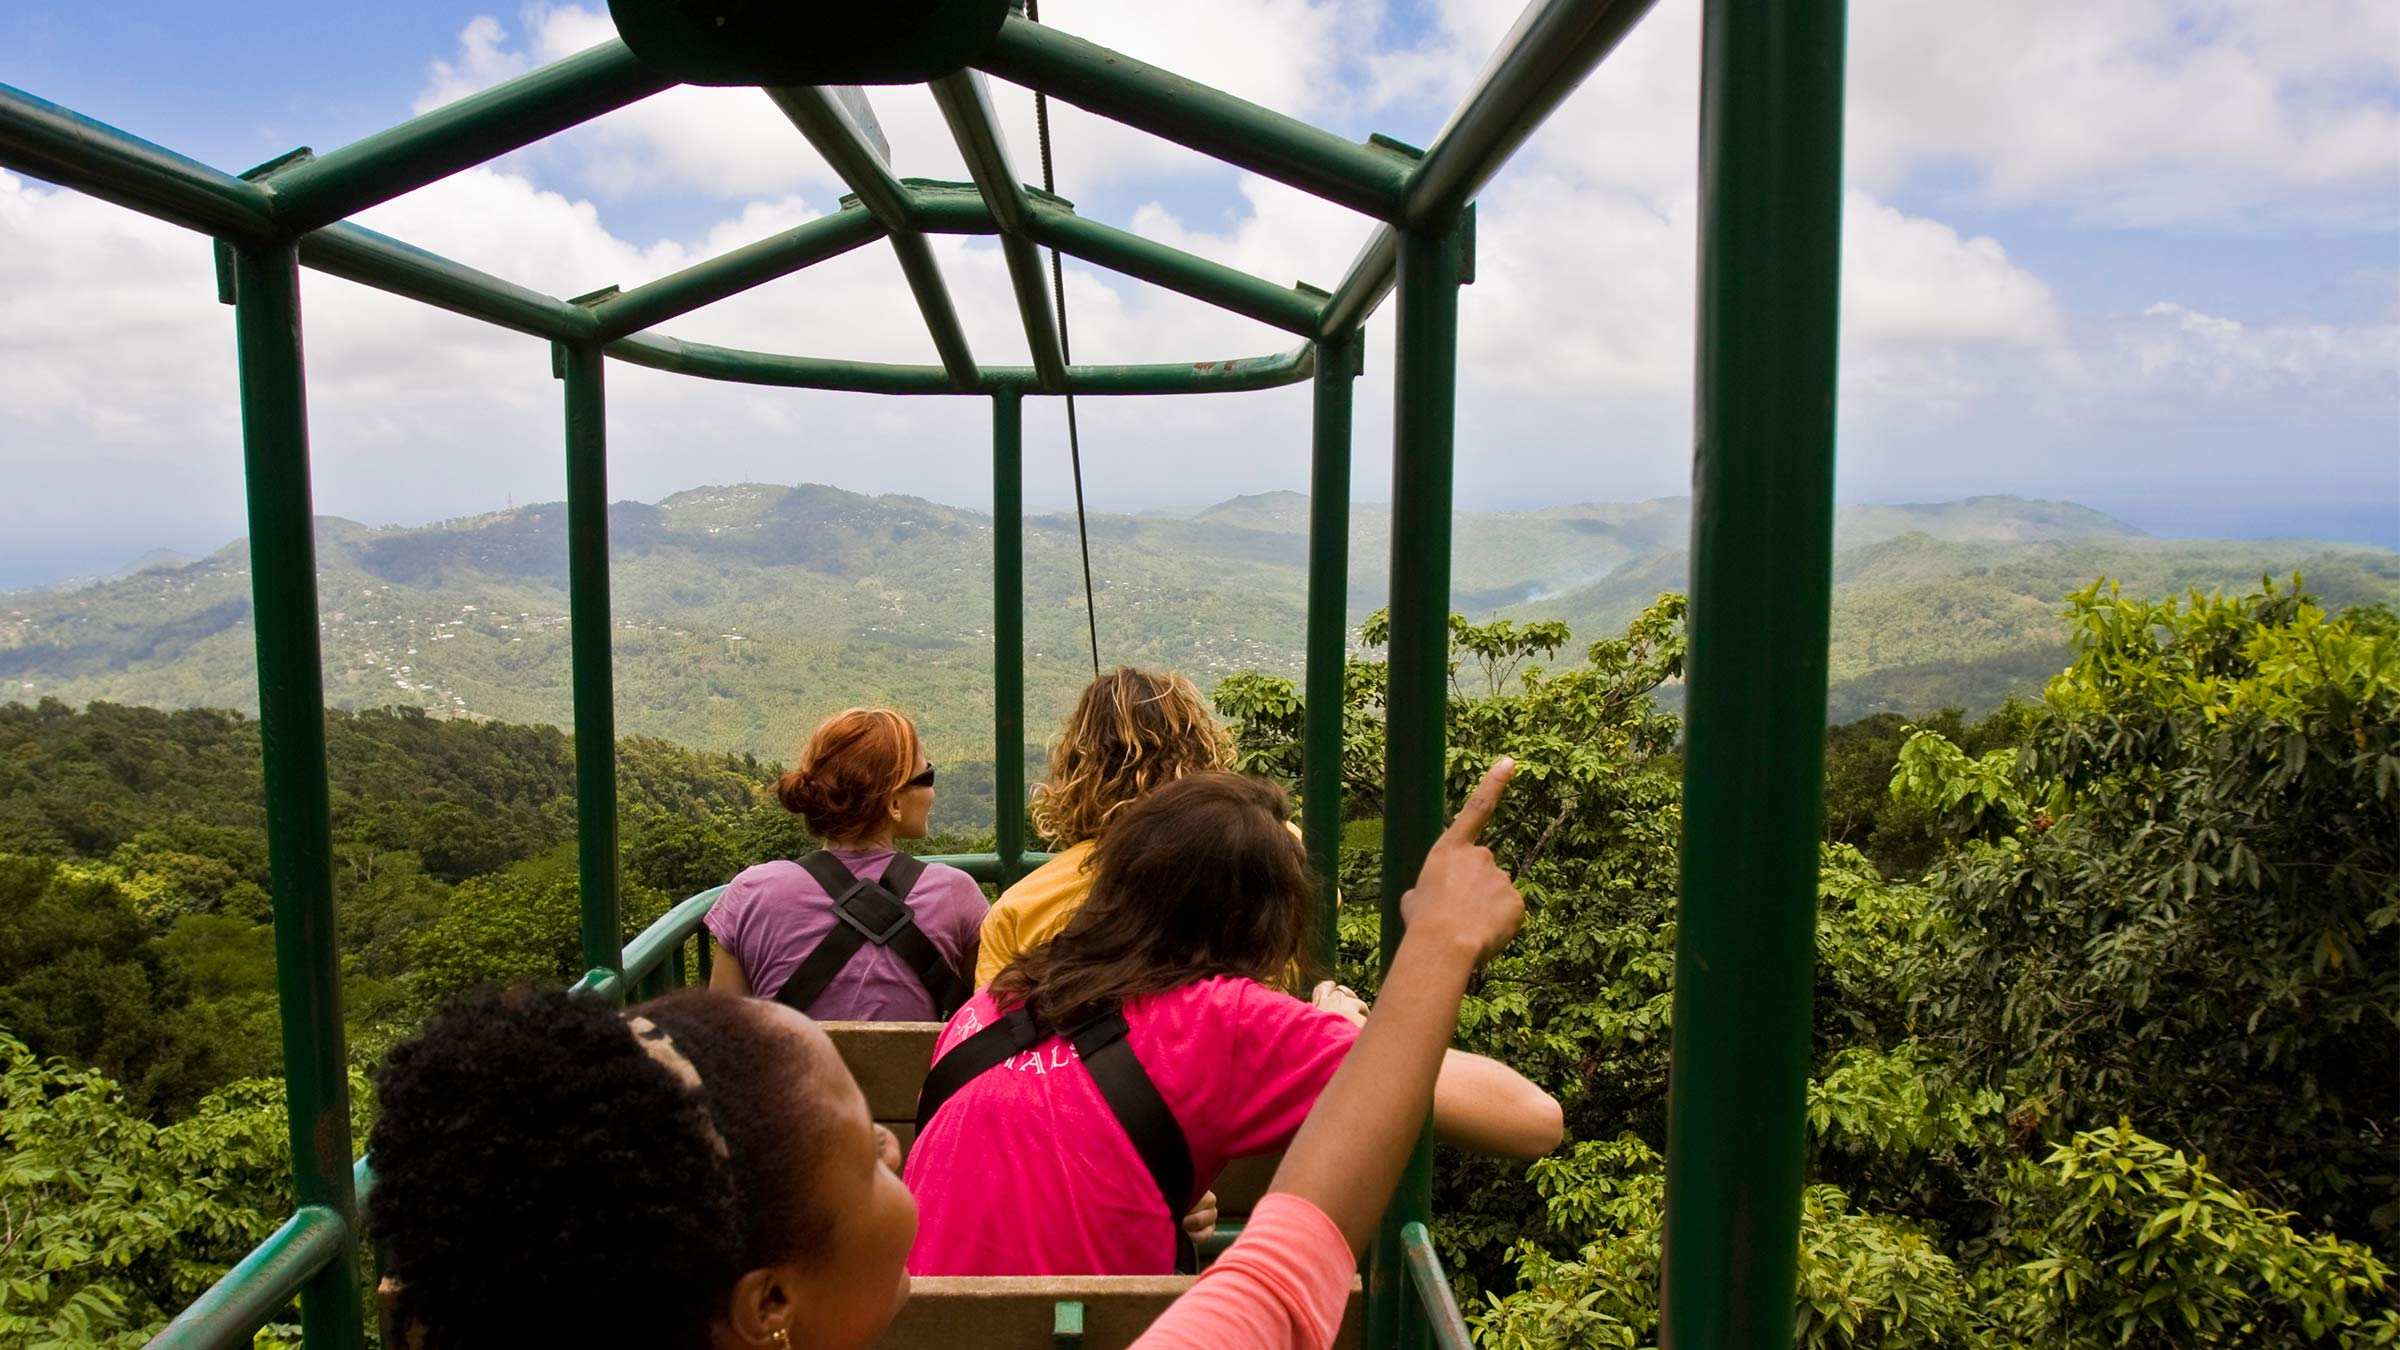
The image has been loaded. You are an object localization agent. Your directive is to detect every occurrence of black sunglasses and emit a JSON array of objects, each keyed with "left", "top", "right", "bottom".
[{"left": 903, "top": 764, "right": 936, "bottom": 789}]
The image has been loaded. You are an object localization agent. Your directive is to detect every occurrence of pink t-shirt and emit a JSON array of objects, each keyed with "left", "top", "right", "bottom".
[
  {"left": 704, "top": 849, "right": 986, "bottom": 1021},
  {"left": 1133, "top": 1193, "right": 1356, "bottom": 1350},
  {"left": 903, "top": 977, "right": 1359, "bottom": 1275}
]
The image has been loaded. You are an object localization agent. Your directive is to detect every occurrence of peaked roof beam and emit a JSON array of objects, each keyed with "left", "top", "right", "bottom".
[
  {"left": 0, "top": 81, "right": 278, "bottom": 240},
  {"left": 768, "top": 85, "right": 980, "bottom": 389},
  {"left": 976, "top": 15, "right": 1410, "bottom": 222},
  {"left": 1020, "top": 199, "right": 1324, "bottom": 339},
  {"left": 1318, "top": 0, "right": 1660, "bottom": 338},
  {"left": 930, "top": 72, "right": 1069, "bottom": 392},
  {"left": 261, "top": 42, "right": 676, "bottom": 234},
  {"left": 590, "top": 205, "right": 885, "bottom": 340},
  {"left": 1405, "top": 0, "right": 1659, "bottom": 229}
]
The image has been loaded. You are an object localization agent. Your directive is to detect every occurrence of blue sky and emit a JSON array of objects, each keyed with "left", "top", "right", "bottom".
[{"left": 1, "top": 0, "right": 2395, "bottom": 588}]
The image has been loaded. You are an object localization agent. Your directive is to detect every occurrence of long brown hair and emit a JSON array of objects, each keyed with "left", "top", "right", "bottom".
[
  {"left": 992, "top": 772, "right": 1315, "bottom": 1029},
  {"left": 775, "top": 708, "right": 923, "bottom": 842},
  {"left": 1028, "top": 667, "right": 1230, "bottom": 848}
]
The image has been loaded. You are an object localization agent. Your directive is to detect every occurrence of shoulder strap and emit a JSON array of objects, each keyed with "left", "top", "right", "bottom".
[
  {"left": 914, "top": 1008, "right": 1046, "bottom": 1137},
  {"left": 872, "top": 853, "right": 966, "bottom": 1016},
  {"left": 913, "top": 1005, "right": 1200, "bottom": 1273},
  {"left": 772, "top": 852, "right": 868, "bottom": 1013},
  {"left": 772, "top": 851, "right": 969, "bottom": 1017},
  {"left": 1069, "top": 1009, "right": 1201, "bottom": 1273}
]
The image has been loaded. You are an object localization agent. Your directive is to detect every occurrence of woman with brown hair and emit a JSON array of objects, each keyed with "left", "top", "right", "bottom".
[
  {"left": 903, "top": 770, "right": 1562, "bottom": 1277},
  {"left": 708, "top": 707, "right": 985, "bottom": 1020},
  {"left": 975, "top": 667, "right": 1234, "bottom": 986}
]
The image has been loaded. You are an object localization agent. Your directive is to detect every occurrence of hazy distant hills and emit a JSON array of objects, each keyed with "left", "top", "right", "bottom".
[{"left": 4, "top": 484, "right": 2392, "bottom": 758}]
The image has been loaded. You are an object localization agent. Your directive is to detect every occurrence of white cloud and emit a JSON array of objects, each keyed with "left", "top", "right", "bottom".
[
  {"left": 2111, "top": 301, "right": 2400, "bottom": 400},
  {"left": 1399, "top": 0, "right": 2400, "bottom": 230},
  {"left": 3, "top": 0, "right": 2394, "bottom": 580}
]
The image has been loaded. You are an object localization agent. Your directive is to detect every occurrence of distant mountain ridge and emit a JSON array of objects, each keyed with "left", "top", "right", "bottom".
[{"left": 4, "top": 485, "right": 2391, "bottom": 758}]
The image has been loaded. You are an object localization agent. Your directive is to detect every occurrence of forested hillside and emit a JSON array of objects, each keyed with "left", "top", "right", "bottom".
[
  {"left": 9, "top": 486, "right": 2391, "bottom": 773},
  {"left": 3, "top": 574, "right": 2394, "bottom": 1343},
  {"left": 1216, "top": 581, "right": 2398, "bottom": 1344}
]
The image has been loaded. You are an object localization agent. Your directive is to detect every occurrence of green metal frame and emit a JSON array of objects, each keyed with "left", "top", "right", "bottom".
[{"left": 3, "top": 1, "right": 1847, "bottom": 1345}]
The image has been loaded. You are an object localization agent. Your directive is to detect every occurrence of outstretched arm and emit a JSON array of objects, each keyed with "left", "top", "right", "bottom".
[
  {"left": 1311, "top": 971, "right": 1564, "bottom": 1161},
  {"left": 1270, "top": 757, "right": 1528, "bottom": 1249},
  {"left": 1433, "top": 1048, "right": 1563, "bottom": 1160},
  {"left": 1135, "top": 761, "right": 1530, "bottom": 1350}
]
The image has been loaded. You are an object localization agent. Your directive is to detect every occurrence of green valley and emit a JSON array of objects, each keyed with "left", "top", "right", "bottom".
[{"left": 5, "top": 484, "right": 2392, "bottom": 784}]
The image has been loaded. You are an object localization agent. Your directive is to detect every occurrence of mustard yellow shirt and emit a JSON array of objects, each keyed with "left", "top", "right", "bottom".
[{"left": 975, "top": 840, "right": 1097, "bottom": 987}]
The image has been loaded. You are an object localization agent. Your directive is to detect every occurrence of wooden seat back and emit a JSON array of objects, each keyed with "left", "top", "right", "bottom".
[{"left": 881, "top": 1276, "right": 1364, "bottom": 1349}]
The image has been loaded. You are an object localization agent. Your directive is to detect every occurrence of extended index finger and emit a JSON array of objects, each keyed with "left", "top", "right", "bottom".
[{"left": 1439, "top": 756, "right": 1516, "bottom": 848}]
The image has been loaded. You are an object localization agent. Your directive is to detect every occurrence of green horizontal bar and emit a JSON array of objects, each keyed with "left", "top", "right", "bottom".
[
  {"left": 907, "top": 179, "right": 1026, "bottom": 234},
  {"left": 0, "top": 82, "right": 277, "bottom": 239},
  {"left": 593, "top": 206, "right": 884, "bottom": 339},
  {"left": 918, "top": 850, "right": 1057, "bottom": 883},
  {"left": 1023, "top": 201, "right": 1324, "bottom": 338},
  {"left": 300, "top": 222, "right": 599, "bottom": 341},
  {"left": 150, "top": 1205, "right": 349, "bottom": 1350},
  {"left": 977, "top": 15, "right": 1409, "bottom": 221},
  {"left": 1399, "top": 1221, "right": 1474, "bottom": 1350},
  {"left": 265, "top": 42, "right": 674, "bottom": 232},
  {"left": 609, "top": 331, "right": 1316, "bottom": 396}
]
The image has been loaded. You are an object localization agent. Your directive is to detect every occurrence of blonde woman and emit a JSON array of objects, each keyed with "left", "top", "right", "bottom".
[{"left": 976, "top": 668, "right": 1231, "bottom": 987}]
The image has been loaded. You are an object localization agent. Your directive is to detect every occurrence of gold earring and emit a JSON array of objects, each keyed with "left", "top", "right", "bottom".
[{"left": 772, "top": 1330, "right": 791, "bottom": 1349}]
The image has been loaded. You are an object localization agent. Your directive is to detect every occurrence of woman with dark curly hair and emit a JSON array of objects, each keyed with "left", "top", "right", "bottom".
[
  {"left": 710, "top": 707, "right": 985, "bottom": 1019},
  {"left": 368, "top": 761, "right": 1532, "bottom": 1350},
  {"left": 368, "top": 986, "right": 915, "bottom": 1348}
]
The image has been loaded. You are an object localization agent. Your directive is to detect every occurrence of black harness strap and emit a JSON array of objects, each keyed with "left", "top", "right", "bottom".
[
  {"left": 770, "top": 851, "right": 966, "bottom": 1017},
  {"left": 915, "top": 1006, "right": 1201, "bottom": 1273}
]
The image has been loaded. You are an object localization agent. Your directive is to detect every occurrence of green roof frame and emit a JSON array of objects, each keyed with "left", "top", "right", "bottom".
[{"left": 0, "top": 0, "right": 1850, "bottom": 1346}]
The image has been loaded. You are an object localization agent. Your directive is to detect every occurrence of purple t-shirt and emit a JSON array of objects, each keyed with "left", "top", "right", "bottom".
[{"left": 706, "top": 848, "right": 987, "bottom": 1021}]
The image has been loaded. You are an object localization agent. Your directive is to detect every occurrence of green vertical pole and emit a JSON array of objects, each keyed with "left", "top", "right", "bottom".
[
  {"left": 1371, "top": 224, "right": 1466, "bottom": 1350},
  {"left": 993, "top": 392, "right": 1027, "bottom": 883},
  {"left": 561, "top": 342, "right": 622, "bottom": 993},
  {"left": 1303, "top": 332, "right": 1360, "bottom": 968},
  {"left": 229, "top": 239, "right": 363, "bottom": 1350},
  {"left": 1661, "top": 0, "right": 1847, "bottom": 1342}
]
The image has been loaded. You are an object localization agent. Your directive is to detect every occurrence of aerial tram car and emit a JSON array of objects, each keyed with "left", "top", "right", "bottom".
[{"left": 0, "top": 0, "right": 1845, "bottom": 1343}]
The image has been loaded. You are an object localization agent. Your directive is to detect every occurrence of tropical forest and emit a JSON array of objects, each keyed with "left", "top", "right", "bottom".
[{"left": 2, "top": 484, "right": 2394, "bottom": 1345}]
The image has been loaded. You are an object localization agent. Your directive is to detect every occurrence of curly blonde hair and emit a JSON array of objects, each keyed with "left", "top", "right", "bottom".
[{"left": 1028, "top": 668, "right": 1231, "bottom": 848}]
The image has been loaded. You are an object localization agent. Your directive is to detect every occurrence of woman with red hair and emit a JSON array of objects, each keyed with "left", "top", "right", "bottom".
[{"left": 709, "top": 708, "right": 986, "bottom": 1020}]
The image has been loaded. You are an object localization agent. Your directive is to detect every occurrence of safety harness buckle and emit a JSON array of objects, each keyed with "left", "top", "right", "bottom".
[{"left": 832, "top": 881, "right": 913, "bottom": 945}]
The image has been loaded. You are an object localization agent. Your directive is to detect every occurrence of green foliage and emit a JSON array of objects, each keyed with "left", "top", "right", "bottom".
[
  {"left": 0, "top": 1032, "right": 365, "bottom": 1347},
  {"left": 1219, "top": 579, "right": 2398, "bottom": 1346},
  {"left": 0, "top": 703, "right": 796, "bottom": 1120},
  {"left": 410, "top": 847, "right": 672, "bottom": 1008},
  {"left": 7, "top": 560, "right": 2395, "bottom": 1341},
  {"left": 1904, "top": 578, "right": 2400, "bottom": 1243},
  {"left": 1472, "top": 1138, "right": 1980, "bottom": 1349},
  {"left": 1991, "top": 1123, "right": 2398, "bottom": 1347}
]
